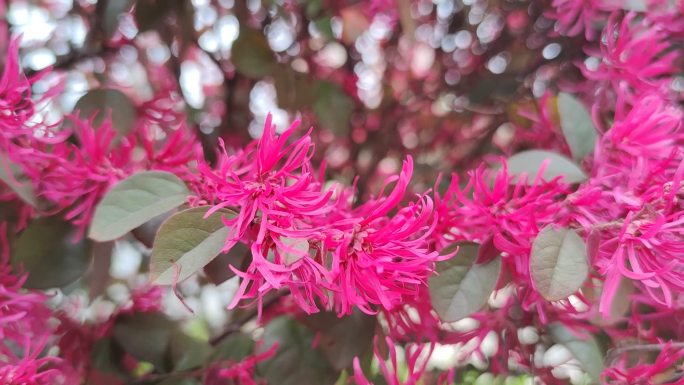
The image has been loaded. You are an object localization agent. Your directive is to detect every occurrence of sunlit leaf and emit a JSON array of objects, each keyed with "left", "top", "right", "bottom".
[
  {"left": 150, "top": 206, "right": 236, "bottom": 285},
  {"left": 530, "top": 225, "right": 588, "bottom": 301},
  {"left": 429, "top": 243, "right": 502, "bottom": 322},
  {"left": 89, "top": 171, "right": 189, "bottom": 242},
  {"left": 12, "top": 217, "right": 92, "bottom": 289},
  {"left": 74, "top": 89, "right": 137, "bottom": 136},
  {"left": 548, "top": 322, "right": 604, "bottom": 384},
  {"left": 507, "top": 150, "right": 587, "bottom": 184},
  {"left": 557, "top": 93, "right": 597, "bottom": 161},
  {"left": 257, "top": 317, "right": 339, "bottom": 385}
]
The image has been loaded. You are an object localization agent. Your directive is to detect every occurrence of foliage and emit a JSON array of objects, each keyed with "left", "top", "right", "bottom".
[{"left": 0, "top": 0, "right": 683, "bottom": 384}]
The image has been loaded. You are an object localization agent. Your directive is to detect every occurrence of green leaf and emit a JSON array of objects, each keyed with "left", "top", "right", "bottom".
[
  {"left": 89, "top": 171, "right": 189, "bottom": 242},
  {"left": 313, "top": 81, "right": 354, "bottom": 135},
  {"left": 232, "top": 28, "right": 277, "bottom": 78},
  {"left": 314, "top": 17, "right": 335, "bottom": 40},
  {"left": 0, "top": 152, "right": 38, "bottom": 208},
  {"left": 304, "top": 311, "right": 375, "bottom": 371},
  {"left": 429, "top": 243, "right": 502, "bottom": 322},
  {"left": 530, "top": 225, "right": 588, "bottom": 301},
  {"left": 506, "top": 150, "right": 587, "bottom": 184},
  {"left": 113, "top": 312, "right": 177, "bottom": 371},
  {"left": 257, "top": 317, "right": 339, "bottom": 385},
  {"left": 557, "top": 93, "right": 597, "bottom": 161},
  {"left": 90, "top": 338, "right": 124, "bottom": 374},
  {"left": 170, "top": 331, "right": 211, "bottom": 371},
  {"left": 209, "top": 333, "right": 255, "bottom": 363},
  {"left": 12, "top": 217, "right": 92, "bottom": 289},
  {"left": 548, "top": 322, "right": 604, "bottom": 384},
  {"left": 74, "top": 89, "right": 137, "bottom": 136},
  {"left": 150, "top": 206, "right": 236, "bottom": 285}
]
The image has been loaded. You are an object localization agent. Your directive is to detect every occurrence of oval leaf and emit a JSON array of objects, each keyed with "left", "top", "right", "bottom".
[
  {"left": 557, "top": 93, "right": 597, "bottom": 161},
  {"left": 303, "top": 310, "right": 375, "bottom": 371},
  {"left": 113, "top": 312, "right": 177, "bottom": 371},
  {"left": 74, "top": 89, "right": 137, "bottom": 136},
  {"left": 530, "top": 225, "right": 588, "bottom": 301},
  {"left": 507, "top": 150, "right": 587, "bottom": 184},
  {"left": 257, "top": 317, "right": 338, "bottom": 385},
  {"left": 12, "top": 217, "right": 92, "bottom": 289},
  {"left": 232, "top": 28, "right": 277, "bottom": 79},
  {"left": 89, "top": 171, "right": 189, "bottom": 242},
  {"left": 0, "top": 152, "right": 38, "bottom": 208},
  {"left": 548, "top": 322, "right": 604, "bottom": 384},
  {"left": 151, "top": 206, "right": 236, "bottom": 285},
  {"left": 429, "top": 243, "right": 502, "bottom": 322}
]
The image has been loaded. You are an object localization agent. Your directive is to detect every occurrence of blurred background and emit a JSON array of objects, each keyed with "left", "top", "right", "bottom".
[
  {"left": 1, "top": 1, "right": 602, "bottom": 382},
  {"left": 2, "top": 0, "right": 586, "bottom": 194}
]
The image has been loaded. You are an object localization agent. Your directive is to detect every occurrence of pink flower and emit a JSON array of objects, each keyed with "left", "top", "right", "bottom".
[
  {"left": 19, "top": 111, "right": 200, "bottom": 238},
  {"left": 28, "top": 116, "right": 134, "bottom": 237},
  {"left": 331, "top": 156, "right": 440, "bottom": 315},
  {"left": 436, "top": 162, "right": 570, "bottom": 283},
  {"left": 199, "top": 114, "right": 337, "bottom": 314},
  {"left": 0, "top": 37, "right": 66, "bottom": 145},
  {"left": 546, "top": 0, "right": 619, "bottom": 40},
  {"left": 581, "top": 13, "right": 680, "bottom": 106},
  {"left": 571, "top": 93, "right": 684, "bottom": 313}
]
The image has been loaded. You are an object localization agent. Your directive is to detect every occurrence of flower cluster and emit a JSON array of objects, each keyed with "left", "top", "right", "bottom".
[{"left": 197, "top": 115, "right": 439, "bottom": 316}]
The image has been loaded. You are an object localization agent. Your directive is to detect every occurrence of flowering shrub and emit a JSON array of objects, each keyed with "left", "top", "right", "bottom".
[{"left": 1, "top": 0, "right": 683, "bottom": 384}]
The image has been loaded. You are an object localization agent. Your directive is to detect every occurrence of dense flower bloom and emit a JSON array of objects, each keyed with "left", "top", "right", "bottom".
[
  {"left": 568, "top": 93, "right": 684, "bottom": 313},
  {"left": 546, "top": 0, "right": 617, "bottom": 39},
  {"left": 436, "top": 162, "right": 570, "bottom": 283},
  {"left": 18, "top": 113, "right": 200, "bottom": 237},
  {"left": 581, "top": 13, "right": 680, "bottom": 106},
  {"left": 199, "top": 115, "right": 337, "bottom": 314}
]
